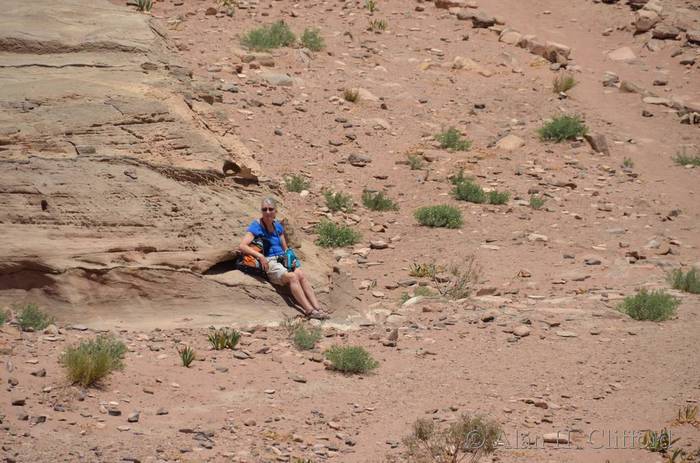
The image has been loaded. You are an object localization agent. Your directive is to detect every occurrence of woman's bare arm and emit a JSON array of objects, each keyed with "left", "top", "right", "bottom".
[{"left": 239, "top": 232, "right": 265, "bottom": 260}]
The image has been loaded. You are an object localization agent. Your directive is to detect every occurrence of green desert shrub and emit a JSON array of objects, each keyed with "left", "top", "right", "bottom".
[
  {"left": 137, "top": 0, "right": 152, "bottom": 12},
  {"left": 618, "top": 289, "right": 679, "bottom": 321},
  {"left": 452, "top": 180, "right": 486, "bottom": 204},
  {"left": 668, "top": 268, "right": 700, "bottom": 294},
  {"left": 436, "top": 127, "right": 471, "bottom": 151},
  {"left": 61, "top": 335, "right": 126, "bottom": 387},
  {"left": 450, "top": 168, "right": 472, "bottom": 185},
  {"left": 403, "top": 414, "right": 502, "bottom": 462},
  {"left": 488, "top": 190, "right": 509, "bottom": 205},
  {"left": 552, "top": 73, "right": 576, "bottom": 93},
  {"left": 529, "top": 195, "right": 545, "bottom": 210},
  {"left": 414, "top": 205, "right": 463, "bottom": 229},
  {"left": 285, "top": 174, "right": 310, "bottom": 193},
  {"left": 407, "top": 154, "right": 424, "bottom": 170},
  {"left": 538, "top": 115, "right": 587, "bottom": 142},
  {"left": 0, "top": 310, "right": 6, "bottom": 326},
  {"left": 324, "top": 345, "right": 378, "bottom": 374},
  {"left": 208, "top": 328, "right": 241, "bottom": 350},
  {"left": 324, "top": 191, "right": 353, "bottom": 212},
  {"left": 301, "top": 28, "right": 324, "bottom": 51},
  {"left": 178, "top": 345, "right": 196, "bottom": 367},
  {"left": 315, "top": 220, "right": 361, "bottom": 248},
  {"left": 293, "top": 325, "right": 322, "bottom": 350},
  {"left": 343, "top": 88, "right": 359, "bottom": 102},
  {"left": 622, "top": 157, "right": 634, "bottom": 169},
  {"left": 362, "top": 190, "right": 398, "bottom": 211},
  {"left": 413, "top": 286, "right": 433, "bottom": 297},
  {"left": 17, "top": 303, "right": 54, "bottom": 331},
  {"left": 241, "top": 20, "right": 296, "bottom": 51},
  {"left": 673, "top": 151, "right": 700, "bottom": 167},
  {"left": 365, "top": 0, "right": 378, "bottom": 13}
]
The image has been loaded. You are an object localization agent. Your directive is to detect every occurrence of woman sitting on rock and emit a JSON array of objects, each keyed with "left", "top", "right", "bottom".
[{"left": 239, "top": 197, "right": 330, "bottom": 320}]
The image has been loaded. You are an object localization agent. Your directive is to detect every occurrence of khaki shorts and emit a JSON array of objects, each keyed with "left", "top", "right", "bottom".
[{"left": 266, "top": 256, "right": 288, "bottom": 285}]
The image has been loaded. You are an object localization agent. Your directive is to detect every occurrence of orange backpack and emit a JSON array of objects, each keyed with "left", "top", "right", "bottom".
[{"left": 236, "top": 237, "right": 266, "bottom": 275}]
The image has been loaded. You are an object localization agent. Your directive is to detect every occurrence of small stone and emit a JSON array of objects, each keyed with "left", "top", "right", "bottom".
[
  {"left": 370, "top": 240, "right": 388, "bottom": 250},
  {"left": 290, "top": 375, "right": 307, "bottom": 383},
  {"left": 608, "top": 46, "right": 636, "bottom": 61},
  {"left": 513, "top": 325, "right": 531, "bottom": 337},
  {"left": 584, "top": 133, "right": 610, "bottom": 155},
  {"left": 556, "top": 330, "right": 578, "bottom": 338},
  {"left": 127, "top": 412, "right": 140, "bottom": 423},
  {"left": 244, "top": 419, "right": 256, "bottom": 426},
  {"left": 543, "top": 432, "right": 570, "bottom": 444},
  {"left": 495, "top": 134, "right": 525, "bottom": 151},
  {"left": 156, "top": 408, "right": 168, "bottom": 415},
  {"left": 527, "top": 233, "right": 549, "bottom": 242},
  {"left": 31, "top": 368, "right": 46, "bottom": 377},
  {"left": 11, "top": 398, "right": 26, "bottom": 406}
]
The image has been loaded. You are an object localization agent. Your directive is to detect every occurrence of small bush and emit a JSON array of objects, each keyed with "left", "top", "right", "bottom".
[
  {"left": 676, "top": 405, "right": 698, "bottom": 425},
  {"left": 293, "top": 325, "right": 322, "bottom": 350},
  {"left": 137, "top": 0, "right": 152, "bottom": 12},
  {"left": 436, "top": 127, "right": 471, "bottom": 151},
  {"left": 641, "top": 428, "right": 678, "bottom": 453},
  {"left": 452, "top": 180, "right": 486, "bottom": 204},
  {"left": 434, "top": 257, "right": 479, "bottom": 300},
  {"left": 280, "top": 315, "right": 303, "bottom": 337},
  {"left": 450, "top": 168, "right": 472, "bottom": 185},
  {"left": 241, "top": 20, "right": 296, "bottom": 51},
  {"left": 178, "top": 345, "right": 196, "bottom": 367},
  {"left": 0, "top": 310, "right": 6, "bottom": 326},
  {"left": 301, "top": 28, "right": 324, "bottom": 51},
  {"left": 365, "top": 0, "right": 377, "bottom": 13},
  {"left": 529, "top": 195, "right": 545, "bottom": 210},
  {"left": 414, "top": 286, "right": 433, "bottom": 297},
  {"left": 362, "top": 190, "right": 398, "bottom": 211},
  {"left": 488, "top": 190, "right": 509, "bottom": 205},
  {"left": 552, "top": 73, "right": 576, "bottom": 93},
  {"left": 368, "top": 18, "right": 388, "bottom": 32},
  {"left": 324, "top": 345, "right": 378, "bottom": 374},
  {"left": 415, "top": 205, "right": 463, "bottom": 229},
  {"left": 538, "top": 115, "right": 587, "bottom": 142},
  {"left": 315, "top": 220, "right": 361, "bottom": 248},
  {"left": 208, "top": 328, "right": 241, "bottom": 350},
  {"left": 324, "top": 191, "right": 354, "bottom": 212},
  {"left": 17, "top": 303, "right": 54, "bottom": 331},
  {"left": 622, "top": 157, "right": 634, "bottom": 168},
  {"left": 618, "top": 289, "right": 679, "bottom": 321},
  {"left": 403, "top": 414, "right": 502, "bottom": 463},
  {"left": 673, "top": 151, "right": 700, "bottom": 167},
  {"left": 343, "top": 88, "right": 359, "bottom": 103},
  {"left": 285, "top": 174, "right": 310, "bottom": 193},
  {"left": 61, "top": 335, "right": 126, "bottom": 387},
  {"left": 407, "top": 154, "right": 424, "bottom": 170},
  {"left": 409, "top": 263, "right": 438, "bottom": 279},
  {"left": 669, "top": 268, "right": 700, "bottom": 294}
]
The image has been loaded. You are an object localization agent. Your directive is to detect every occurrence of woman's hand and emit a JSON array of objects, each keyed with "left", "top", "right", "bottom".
[{"left": 258, "top": 255, "right": 269, "bottom": 272}]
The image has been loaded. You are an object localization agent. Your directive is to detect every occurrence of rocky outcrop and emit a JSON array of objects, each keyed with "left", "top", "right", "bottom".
[{"left": 0, "top": 0, "right": 355, "bottom": 326}]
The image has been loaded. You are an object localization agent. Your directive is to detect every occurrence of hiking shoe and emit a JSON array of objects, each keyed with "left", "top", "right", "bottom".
[{"left": 307, "top": 309, "right": 330, "bottom": 320}]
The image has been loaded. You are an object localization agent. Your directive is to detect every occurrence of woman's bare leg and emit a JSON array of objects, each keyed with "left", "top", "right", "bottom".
[
  {"left": 283, "top": 272, "right": 314, "bottom": 314},
  {"left": 296, "top": 269, "right": 321, "bottom": 310}
]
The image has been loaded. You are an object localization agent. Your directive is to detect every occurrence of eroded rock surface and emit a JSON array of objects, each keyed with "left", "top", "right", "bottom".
[{"left": 0, "top": 0, "right": 354, "bottom": 327}]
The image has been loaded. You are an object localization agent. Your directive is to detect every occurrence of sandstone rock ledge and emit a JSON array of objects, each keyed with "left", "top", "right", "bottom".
[{"left": 0, "top": 0, "right": 357, "bottom": 328}]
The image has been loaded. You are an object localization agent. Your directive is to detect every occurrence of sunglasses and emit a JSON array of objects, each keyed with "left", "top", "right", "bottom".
[{"left": 261, "top": 207, "right": 275, "bottom": 212}]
